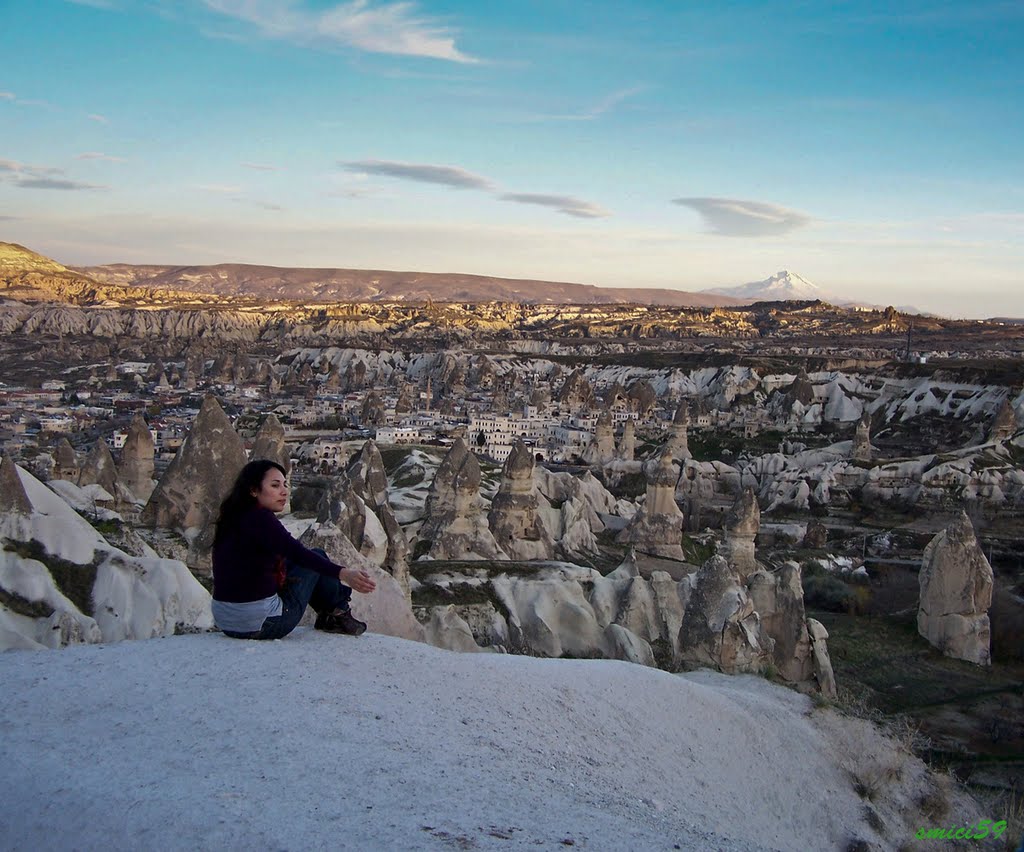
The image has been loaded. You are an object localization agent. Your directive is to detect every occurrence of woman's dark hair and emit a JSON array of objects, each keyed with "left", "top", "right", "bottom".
[{"left": 214, "top": 459, "right": 287, "bottom": 543}]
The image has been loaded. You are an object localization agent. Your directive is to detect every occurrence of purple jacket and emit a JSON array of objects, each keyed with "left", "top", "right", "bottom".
[{"left": 212, "top": 506, "right": 342, "bottom": 603}]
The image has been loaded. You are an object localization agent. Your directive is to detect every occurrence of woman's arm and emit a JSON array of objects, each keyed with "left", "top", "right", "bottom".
[{"left": 252, "top": 509, "right": 375, "bottom": 592}]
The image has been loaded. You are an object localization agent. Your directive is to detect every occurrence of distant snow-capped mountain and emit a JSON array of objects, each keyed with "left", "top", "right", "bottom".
[{"left": 701, "top": 270, "right": 828, "bottom": 302}]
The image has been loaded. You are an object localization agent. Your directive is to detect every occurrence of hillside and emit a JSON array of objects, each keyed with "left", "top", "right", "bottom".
[
  {"left": 0, "top": 630, "right": 978, "bottom": 850},
  {"left": 72, "top": 260, "right": 744, "bottom": 308},
  {"left": 0, "top": 242, "right": 222, "bottom": 307}
]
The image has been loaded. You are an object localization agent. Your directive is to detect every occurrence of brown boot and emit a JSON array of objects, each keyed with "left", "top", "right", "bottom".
[{"left": 314, "top": 608, "right": 367, "bottom": 636}]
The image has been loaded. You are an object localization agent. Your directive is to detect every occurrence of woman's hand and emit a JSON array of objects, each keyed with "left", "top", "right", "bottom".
[{"left": 339, "top": 566, "right": 376, "bottom": 594}]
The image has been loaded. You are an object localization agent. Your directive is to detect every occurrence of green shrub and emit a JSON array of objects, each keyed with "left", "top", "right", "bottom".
[{"left": 803, "top": 573, "right": 857, "bottom": 613}]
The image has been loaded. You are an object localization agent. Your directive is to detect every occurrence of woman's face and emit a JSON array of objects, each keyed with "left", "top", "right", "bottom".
[{"left": 252, "top": 468, "right": 288, "bottom": 512}]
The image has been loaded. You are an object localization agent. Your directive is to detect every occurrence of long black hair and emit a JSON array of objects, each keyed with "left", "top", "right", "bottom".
[{"left": 214, "top": 459, "right": 287, "bottom": 544}]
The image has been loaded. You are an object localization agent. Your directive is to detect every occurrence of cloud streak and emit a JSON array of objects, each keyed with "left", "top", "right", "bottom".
[
  {"left": 531, "top": 86, "right": 646, "bottom": 122},
  {"left": 13, "top": 177, "right": 107, "bottom": 191},
  {"left": 1, "top": 158, "right": 106, "bottom": 191},
  {"left": 342, "top": 158, "right": 610, "bottom": 219},
  {"left": 672, "top": 197, "right": 812, "bottom": 236},
  {"left": 87, "top": 113, "right": 109, "bottom": 123},
  {"left": 200, "top": 0, "right": 478, "bottom": 63},
  {"left": 501, "top": 193, "right": 610, "bottom": 219},
  {"left": 242, "top": 162, "right": 283, "bottom": 171},
  {"left": 197, "top": 183, "right": 244, "bottom": 194},
  {"left": 75, "top": 152, "right": 127, "bottom": 162},
  {"left": 343, "top": 159, "right": 493, "bottom": 190}
]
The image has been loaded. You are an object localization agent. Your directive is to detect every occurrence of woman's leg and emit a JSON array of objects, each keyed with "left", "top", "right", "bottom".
[{"left": 256, "top": 549, "right": 352, "bottom": 640}]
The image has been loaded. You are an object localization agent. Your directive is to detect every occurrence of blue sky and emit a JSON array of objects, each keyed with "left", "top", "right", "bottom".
[{"left": 1, "top": 0, "right": 1022, "bottom": 317}]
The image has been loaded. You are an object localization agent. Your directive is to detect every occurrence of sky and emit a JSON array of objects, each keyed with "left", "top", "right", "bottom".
[{"left": 1, "top": 0, "right": 1022, "bottom": 318}]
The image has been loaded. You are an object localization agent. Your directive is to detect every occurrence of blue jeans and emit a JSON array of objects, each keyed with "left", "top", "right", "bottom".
[{"left": 224, "top": 550, "right": 351, "bottom": 641}]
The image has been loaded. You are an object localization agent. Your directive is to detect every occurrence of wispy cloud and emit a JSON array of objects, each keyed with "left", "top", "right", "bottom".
[
  {"left": 1, "top": 93, "right": 55, "bottom": 109},
  {"left": 200, "top": 0, "right": 478, "bottom": 63},
  {"left": 87, "top": 113, "right": 109, "bottom": 123},
  {"left": 342, "top": 159, "right": 494, "bottom": 191},
  {"left": 501, "top": 193, "right": 610, "bottom": 219},
  {"left": 1, "top": 159, "right": 102, "bottom": 191},
  {"left": 64, "top": 0, "right": 117, "bottom": 8},
  {"left": 13, "top": 176, "right": 107, "bottom": 191},
  {"left": 530, "top": 86, "right": 646, "bottom": 122},
  {"left": 242, "top": 162, "right": 283, "bottom": 171},
  {"left": 197, "top": 183, "right": 244, "bottom": 193},
  {"left": 341, "top": 158, "right": 610, "bottom": 219},
  {"left": 75, "top": 152, "right": 127, "bottom": 162},
  {"left": 672, "top": 197, "right": 812, "bottom": 237},
  {"left": 231, "top": 197, "right": 284, "bottom": 211}
]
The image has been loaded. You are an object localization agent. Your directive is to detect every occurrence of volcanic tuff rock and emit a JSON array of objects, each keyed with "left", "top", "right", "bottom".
[
  {"left": 142, "top": 395, "right": 247, "bottom": 541},
  {"left": 666, "top": 401, "right": 691, "bottom": 460},
  {"left": 988, "top": 396, "right": 1019, "bottom": 443},
  {"left": 747, "top": 562, "right": 815, "bottom": 684},
  {"left": 0, "top": 454, "right": 32, "bottom": 514},
  {"left": 77, "top": 440, "right": 120, "bottom": 498},
  {"left": 676, "top": 555, "right": 774, "bottom": 675},
  {"left": 852, "top": 409, "right": 873, "bottom": 462},
  {"left": 487, "top": 440, "right": 556, "bottom": 561},
  {"left": 53, "top": 438, "right": 80, "bottom": 482},
  {"left": 251, "top": 413, "right": 291, "bottom": 513},
  {"left": 616, "top": 419, "right": 636, "bottom": 462},
  {"left": 807, "top": 618, "right": 838, "bottom": 699},
  {"left": 0, "top": 462, "right": 211, "bottom": 650},
  {"left": 917, "top": 512, "right": 994, "bottom": 665},
  {"left": 119, "top": 414, "right": 156, "bottom": 503},
  {"left": 617, "top": 448, "right": 685, "bottom": 559},
  {"left": 347, "top": 440, "right": 411, "bottom": 598},
  {"left": 582, "top": 410, "right": 616, "bottom": 466},
  {"left": 420, "top": 439, "right": 506, "bottom": 561},
  {"left": 722, "top": 486, "right": 760, "bottom": 581}
]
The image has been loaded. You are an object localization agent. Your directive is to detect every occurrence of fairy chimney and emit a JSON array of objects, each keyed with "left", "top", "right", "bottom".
[
  {"left": 723, "top": 486, "right": 760, "bottom": 581},
  {"left": 488, "top": 439, "right": 555, "bottom": 560},
  {"left": 583, "top": 411, "right": 616, "bottom": 466},
  {"left": 852, "top": 409, "right": 872, "bottom": 462},
  {"left": 119, "top": 414, "right": 156, "bottom": 502},
  {"left": 617, "top": 419, "right": 636, "bottom": 462},
  {"left": 616, "top": 447, "right": 684, "bottom": 559},
  {"left": 251, "top": 413, "right": 291, "bottom": 513},
  {"left": 142, "top": 395, "right": 247, "bottom": 536},
  {"left": 421, "top": 438, "right": 506, "bottom": 561},
  {"left": 0, "top": 454, "right": 32, "bottom": 515},
  {"left": 917, "top": 511, "right": 993, "bottom": 665},
  {"left": 53, "top": 438, "right": 80, "bottom": 482},
  {"left": 988, "top": 396, "right": 1019, "bottom": 444},
  {"left": 78, "top": 440, "right": 119, "bottom": 497},
  {"left": 667, "top": 401, "right": 691, "bottom": 460}
]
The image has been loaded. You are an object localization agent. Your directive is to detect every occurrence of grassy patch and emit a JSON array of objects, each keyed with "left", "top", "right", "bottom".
[
  {"left": 3, "top": 538, "right": 98, "bottom": 617},
  {"left": 814, "top": 609, "right": 1024, "bottom": 716},
  {"left": 411, "top": 580, "right": 513, "bottom": 623},
  {"left": 609, "top": 471, "right": 647, "bottom": 499},
  {"left": 411, "top": 583, "right": 495, "bottom": 608},
  {"left": 411, "top": 559, "right": 540, "bottom": 580},
  {"left": 0, "top": 587, "right": 55, "bottom": 619},
  {"left": 88, "top": 518, "right": 122, "bottom": 537},
  {"left": 680, "top": 534, "right": 715, "bottom": 566},
  {"left": 803, "top": 573, "right": 859, "bottom": 613}
]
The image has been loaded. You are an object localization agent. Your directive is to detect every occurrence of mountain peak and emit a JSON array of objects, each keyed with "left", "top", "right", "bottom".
[{"left": 701, "top": 270, "right": 826, "bottom": 301}]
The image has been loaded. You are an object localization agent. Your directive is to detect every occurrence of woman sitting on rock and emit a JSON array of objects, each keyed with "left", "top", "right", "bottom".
[{"left": 212, "top": 459, "right": 375, "bottom": 639}]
